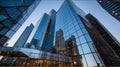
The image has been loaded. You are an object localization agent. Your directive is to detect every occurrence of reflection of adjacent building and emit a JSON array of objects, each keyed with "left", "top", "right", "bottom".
[
  {"left": 55, "top": 29, "right": 66, "bottom": 55},
  {"left": 0, "top": 0, "right": 41, "bottom": 46},
  {"left": 85, "top": 13, "right": 120, "bottom": 66},
  {"left": 55, "top": 29, "right": 82, "bottom": 66},
  {"left": 97, "top": 0, "right": 120, "bottom": 21},
  {"left": 65, "top": 35, "right": 82, "bottom": 66}
]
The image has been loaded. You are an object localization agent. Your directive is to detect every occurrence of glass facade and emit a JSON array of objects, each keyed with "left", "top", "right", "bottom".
[
  {"left": 55, "top": 0, "right": 103, "bottom": 67},
  {"left": 97, "top": 0, "right": 120, "bottom": 21},
  {"left": 1, "top": 0, "right": 120, "bottom": 67},
  {"left": 28, "top": 13, "right": 50, "bottom": 50},
  {"left": 14, "top": 24, "right": 34, "bottom": 48},
  {"left": 41, "top": 10, "right": 56, "bottom": 52},
  {"left": 0, "top": 0, "right": 41, "bottom": 46}
]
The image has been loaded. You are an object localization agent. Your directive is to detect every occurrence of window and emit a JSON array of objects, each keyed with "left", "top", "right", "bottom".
[
  {"left": 81, "top": 28, "right": 88, "bottom": 34},
  {"left": 93, "top": 53, "right": 102, "bottom": 66},
  {"left": 82, "top": 43, "right": 91, "bottom": 54},
  {"left": 2, "top": 20, "right": 13, "bottom": 28},
  {"left": 82, "top": 55, "right": 87, "bottom": 67},
  {"left": 88, "top": 42, "right": 95, "bottom": 52},
  {"left": 0, "top": 15, "right": 7, "bottom": 21},
  {"left": 77, "top": 30, "right": 83, "bottom": 36},
  {"left": 0, "top": 28, "right": 8, "bottom": 35},
  {"left": 84, "top": 34, "right": 92, "bottom": 42},
  {"left": 79, "top": 36, "right": 86, "bottom": 44},
  {"left": 74, "top": 25, "right": 80, "bottom": 31},
  {"left": 78, "top": 45, "right": 83, "bottom": 54},
  {"left": 85, "top": 54, "right": 97, "bottom": 67}
]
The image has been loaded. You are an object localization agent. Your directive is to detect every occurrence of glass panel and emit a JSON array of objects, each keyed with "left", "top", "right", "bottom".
[
  {"left": 75, "top": 25, "right": 80, "bottom": 31},
  {"left": 78, "top": 45, "right": 83, "bottom": 54},
  {"left": 6, "top": 30, "right": 15, "bottom": 38},
  {"left": 76, "top": 30, "right": 83, "bottom": 36},
  {"left": 72, "top": 32, "right": 78, "bottom": 38},
  {"left": 79, "top": 36, "right": 86, "bottom": 44},
  {"left": 18, "top": 18, "right": 24, "bottom": 25},
  {"left": 84, "top": 34, "right": 92, "bottom": 42},
  {"left": 85, "top": 54, "right": 97, "bottom": 67},
  {"left": 2, "top": 20, "right": 13, "bottom": 28},
  {"left": 82, "top": 55, "right": 87, "bottom": 67},
  {"left": 69, "top": 27, "right": 75, "bottom": 34},
  {"left": 18, "top": 7, "right": 28, "bottom": 13},
  {"left": 0, "top": 28, "right": 8, "bottom": 35},
  {"left": 12, "top": 24, "right": 21, "bottom": 32},
  {"left": 0, "top": 0, "right": 23, "bottom": 6},
  {"left": 0, "top": 15, "right": 7, "bottom": 21},
  {"left": 81, "top": 28, "right": 88, "bottom": 34},
  {"left": 93, "top": 53, "right": 102, "bottom": 66},
  {"left": 88, "top": 42, "right": 95, "bottom": 52},
  {"left": 82, "top": 43, "right": 91, "bottom": 54},
  {"left": 24, "top": 0, "right": 34, "bottom": 6},
  {"left": 76, "top": 38, "right": 80, "bottom": 45},
  {"left": 79, "top": 23, "right": 85, "bottom": 28}
]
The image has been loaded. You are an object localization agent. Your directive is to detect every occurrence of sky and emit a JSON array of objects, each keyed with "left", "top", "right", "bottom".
[{"left": 7, "top": 0, "right": 120, "bottom": 47}]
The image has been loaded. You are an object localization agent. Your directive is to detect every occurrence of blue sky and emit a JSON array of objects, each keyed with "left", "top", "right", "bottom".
[{"left": 7, "top": 0, "right": 120, "bottom": 47}]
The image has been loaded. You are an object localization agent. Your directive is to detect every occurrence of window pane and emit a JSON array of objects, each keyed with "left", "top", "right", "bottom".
[
  {"left": 76, "top": 38, "right": 80, "bottom": 45},
  {"left": 78, "top": 45, "right": 83, "bottom": 54},
  {"left": 82, "top": 43, "right": 91, "bottom": 54},
  {"left": 0, "top": 15, "right": 7, "bottom": 21},
  {"left": 75, "top": 25, "right": 80, "bottom": 31},
  {"left": 80, "top": 36, "right": 86, "bottom": 44},
  {"left": 12, "top": 24, "right": 21, "bottom": 32},
  {"left": 72, "top": 32, "right": 78, "bottom": 38},
  {"left": 84, "top": 34, "right": 92, "bottom": 42},
  {"left": 2, "top": 20, "right": 13, "bottom": 28},
  {"left": 81, "top": 28, "right": 88, "bottom": 34},
  {"left": 77, "top": 30, "right": 83, "bottom": 36},
  {"left": 88, "top": 42, "right": 95, "bottom": 52},
  {"left": 93, "top": 53, "right": 103, "bottom": 66},
  {"left": 0, "top": 28, "right": 8, "bottom": 35},
  {"left": 85, "top": 54, "right": 97, "bottom": 67},
  {"left": 82, "top": 55, "right": 87, "bottom": 67}
]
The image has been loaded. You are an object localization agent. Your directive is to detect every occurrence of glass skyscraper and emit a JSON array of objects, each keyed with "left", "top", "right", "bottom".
[
  {"left": 55, "top": 0, "right": 103, "bottom": 67},
  {"left": 28, "top": 13, "right": 51, "bottom": 50},
  {"left": 0, "top": 0, "right": 120, "bottom": 67},
  {"left": 0, "top": 0, "right": 41, "bottom": 46},
  {"left": 97, "top": 0, "right": 120, "bottom": 21},
  {"left": 41, "top": 10, "right": 56, "bottom": 52},
  {"left": 14, "top": 24, "right": 34, "bottom": 48}
]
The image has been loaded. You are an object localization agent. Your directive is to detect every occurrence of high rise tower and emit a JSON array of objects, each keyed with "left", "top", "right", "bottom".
[
  {"left": 0, "top": 0, "right": 120, "bottom": 67},
  {"left": 0, "top": 0, "right": 41, "bottom": 46},
  {"left": 14, "top": 24, "right": 34, "bottom": 48},
  {"left": 97, "top": 0, "right": 120, "bottom": 21},
  {"left": 55, "top": 0, "right": 103, "bottom": 67},
  {"left": 41, "top": 10, "right": 56, "bottom": 52}
]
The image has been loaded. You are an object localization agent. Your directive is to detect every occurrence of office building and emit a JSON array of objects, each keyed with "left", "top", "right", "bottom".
[
  {"left": 0, "top": 0, "right": 41, "bottom": 46},
  {"left": 85, "top": 13, "right": 120, "bottom": 66},
  {"left": 41, "top": 10, "right": 56, "bottom": 52},
  {"left": 28, "top": 13, "right": 51, "bottom": 50},
  {"left": 14, "top": 24, "right": 34, "bottom": 48},
  {"left": 54, "top": 0, "right": 103, "bottom": 67},
  {"left": 97, "top": 0, "right": 120, "bottom": 21},
  {"left": 0, "top": 0, "right": 120, "bottom": 67}
]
